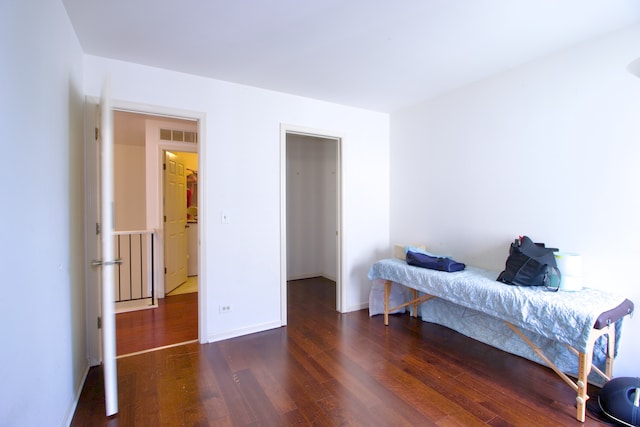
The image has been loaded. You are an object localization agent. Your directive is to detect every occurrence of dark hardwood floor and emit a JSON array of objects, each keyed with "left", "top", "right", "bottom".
[
  {"left": 116, "top": 292, "right": 198, "bottom": 356},
  {"left": 73, "top": 277, "right": 610, "bottom": 426}
]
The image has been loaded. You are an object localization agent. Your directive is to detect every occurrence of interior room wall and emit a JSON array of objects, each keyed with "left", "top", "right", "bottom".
[
  {"left": 390, "top": 24, "right": 640, "bottom": 378},
  {"left": 84, "top": 55, "right": 390, "bottom": 342},
  {"left": 0, "top": 1, "right": 86, "bottom": 425},
  {"left": 182, "top": 152, "right": 198, "bottom": 172},
  {"left": 320, "top": 139, "right": 338, "bottom": 279},
  {"left": 113, "top": 144, "right": 146, "bottom": 230},
  {"left": 113, "top": 113, "right": 197, "bottom": 235},
  {"left": 113, "top": 112, "right": 147, "bottom": 230},
  {"left": 286, "top": 134, "right": 337, "bottom": 281}
]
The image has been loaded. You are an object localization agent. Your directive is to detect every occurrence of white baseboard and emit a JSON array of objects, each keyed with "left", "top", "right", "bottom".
[
  {"left": 206, "top": 320, "right": 282, "bottom": 343},
  {"left": 63, "top": 362, "right": 90, "bottom": 426},
  {"left": 115, "top": 298, "right": 157, "bottom": 314},
  {"left": 287, "top": 273, "right": 336, "bottom": 282},
  {"left": 345, "top": 301, "right": 369, "bottom": 313}
]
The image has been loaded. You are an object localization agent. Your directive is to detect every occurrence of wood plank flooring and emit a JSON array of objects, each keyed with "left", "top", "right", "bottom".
[
  {"left": 116, "top": 292, "right": 198, "bottom": 356},
  {"left": 72, "top": 277, "right": 610, "bottom": 426}
]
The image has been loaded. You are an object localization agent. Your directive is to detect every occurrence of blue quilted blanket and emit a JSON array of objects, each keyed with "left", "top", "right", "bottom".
[{"left": 368, "top": 258, "right": 629, "bottom": 383}]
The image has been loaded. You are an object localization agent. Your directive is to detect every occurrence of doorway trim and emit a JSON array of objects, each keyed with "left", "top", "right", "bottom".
[
  {"left": 280, "top": 124, "right": 344, "bottom": 325},
  {"left": 84, "top": 98, "right": 208, "bottom": 366},
  {"left": 145, "top": 119, "right": 199, "bottom": 298}
]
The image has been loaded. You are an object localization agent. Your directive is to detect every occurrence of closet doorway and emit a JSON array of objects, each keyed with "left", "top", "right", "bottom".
[
  {"left": 281, "top": 126, "right": 343, "bottom": 324},
  {"left": 163, "top": 149, "right": 199, "bottom": 297}
]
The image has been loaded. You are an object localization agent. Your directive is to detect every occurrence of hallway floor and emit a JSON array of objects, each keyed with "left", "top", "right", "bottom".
[
  {"left": 167, "top": 275, "right": 198, "bottom": 296},
  {"left": 116, "top": 291, "right": 198, "bottom": 356}
]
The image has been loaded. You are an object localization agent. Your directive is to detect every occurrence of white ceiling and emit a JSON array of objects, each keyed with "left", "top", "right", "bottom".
[{"left": 63, "top": 0, "right": 640, "bottom": 112}]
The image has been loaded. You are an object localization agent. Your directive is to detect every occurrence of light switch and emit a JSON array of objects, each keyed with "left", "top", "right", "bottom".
[{"left": 221, "top": 211, "right": 230, "bottom": 224}]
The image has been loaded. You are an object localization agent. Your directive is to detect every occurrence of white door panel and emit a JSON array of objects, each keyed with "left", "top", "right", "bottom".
[
  {"left": 99, "top": 80, "right": 118, "bottom": 416},
  {"left": 164, "top": 151, "right": 188, "bottom": 293}
]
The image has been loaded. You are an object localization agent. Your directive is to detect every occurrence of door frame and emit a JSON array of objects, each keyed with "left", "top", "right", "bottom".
[
  {"left": 280, "top": 124, "right": 344, "bottom": 324},
  {"left": 84, "top": 98, "right": 208, "bottom": 366},
  {"left": 145, "top": 119, "right": 199, "bottom": 298},
  {"left": 161, "top": 150, "right": 189, "bottom": 295},
  {"left": 160, "top": 148, "right": 197, "bottom": 296}
]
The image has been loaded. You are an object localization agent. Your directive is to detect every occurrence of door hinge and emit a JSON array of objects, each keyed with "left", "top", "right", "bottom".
[
  {"left": 164, "top": 215, "right": 166, "bottom": 222},
  {"left": 95, "top": 127, "right": 99, "bottom": 140},
  {"left": 97, "top": 316, "right": 102, "bottom": 329},
  {"left": 164, "top": 267, "right": 167, "bottom": 274},
  {"left": 96, "top": 222, "right": 101, "bottom": 235},
  {"left": 163, "top": 163, "right": 166, "bottom": 170}
]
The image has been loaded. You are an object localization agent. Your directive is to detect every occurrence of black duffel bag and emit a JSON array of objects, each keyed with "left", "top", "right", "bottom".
[{"left": 497, "top": 236, "right": 561, "bottom": 290}]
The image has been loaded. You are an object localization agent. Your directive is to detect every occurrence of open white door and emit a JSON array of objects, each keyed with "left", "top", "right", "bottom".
[
  {"left": 97, "top": 80, "right": 118, "bottom": 416},
  {"left": 163, "top": 151, "right": 188, "bottom": 294}
]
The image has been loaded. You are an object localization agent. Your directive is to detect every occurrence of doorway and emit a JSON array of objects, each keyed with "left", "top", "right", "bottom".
[
  {"left": 163, "top": 150, "right": 199, "bottom": 297},
  {"left": 112, "top": 111, "right": 200, "bottom": 355},
  {"left": 85, "top": 97, "right": 206, "bottom": 368},
  {"left": 281, "top": 126, "right": 343, "bottom": 325}
]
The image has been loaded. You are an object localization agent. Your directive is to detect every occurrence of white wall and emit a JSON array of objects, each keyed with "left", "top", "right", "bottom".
[
  {"left": 113, "top": 112, "right": 148, "bottom": 230},
  {"left": 83, "top": 56, "right": 390, "bottom": 343},
  {"left": 286, "top": 135, "right": 337, "bottom": 280},
  {"left": 0, "top": 1, "right": 87, "bottom": 425},
  {"left": 113, "top": 144, "right": 146, "bottom": 230},
  {"left": 390, "top": 25, "right": 640, "bottom": 378}
]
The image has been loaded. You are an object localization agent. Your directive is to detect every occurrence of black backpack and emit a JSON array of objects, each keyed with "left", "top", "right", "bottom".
[{"left": 497, "top": 236, "right": 561, "bottom": 290}]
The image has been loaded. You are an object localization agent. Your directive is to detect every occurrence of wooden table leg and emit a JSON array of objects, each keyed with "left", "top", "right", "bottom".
[
  {"left": 576, "top": 349, "right": 592, "bottom": 422},
  {"left": 411, "top": 289, "right": 418, "bottom": 317},
  {"left": 605, "top": 323, "right": 615, "bottom": 378},
  {"left": 383, "top": 280, "right": 391, "bottom": 326}
]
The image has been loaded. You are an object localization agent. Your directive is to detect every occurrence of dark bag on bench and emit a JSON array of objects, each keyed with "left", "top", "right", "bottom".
[
  {"left": 406, "top": 251, "right": 465, "bottom": 272},
  {"left": 497, "top": 236, "right": 561, "bottom": 290}
]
